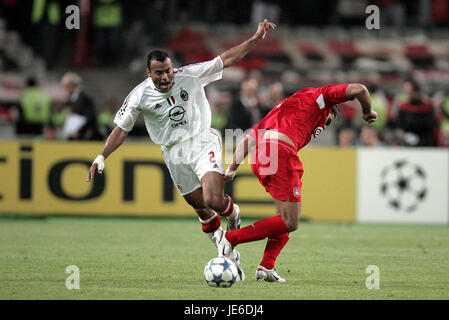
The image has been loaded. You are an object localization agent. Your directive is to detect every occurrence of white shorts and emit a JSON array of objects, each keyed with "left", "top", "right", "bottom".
[{"left": 161, "top": 129, "right": 224, "bottom": 196}]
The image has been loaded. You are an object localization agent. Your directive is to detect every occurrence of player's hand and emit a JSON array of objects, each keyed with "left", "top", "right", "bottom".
[
  {"left": 85, "top": 155, "right": 105, "bottom": 182},
  {"left": 254, "top": 19, "right": 277, "bottom": 41},
  {"left": 224, "top": 167, "right": 237, "bottom": 181},
  {"left": 362, "top": 110, "right": 378, "bottom": 123}
]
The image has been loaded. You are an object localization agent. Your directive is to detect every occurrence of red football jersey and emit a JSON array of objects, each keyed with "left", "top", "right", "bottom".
[{"left": 251, "top": 84, "right": 350, "bottom": 151}]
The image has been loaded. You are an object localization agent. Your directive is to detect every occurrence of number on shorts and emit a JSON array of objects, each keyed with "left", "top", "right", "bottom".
[{"left": 209, "top": 151, "right": 216, "bottom": 163}]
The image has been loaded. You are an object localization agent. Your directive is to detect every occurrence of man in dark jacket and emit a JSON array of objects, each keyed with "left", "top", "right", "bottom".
[
  {"left": 226, "top": 78, "right": 263, "bottom": 132},
  {"left": 60, "top": 72, "right": 103, "bottom": 140},
  {"left": 397, "top": 80, "right": 437, "bottom": 146}
]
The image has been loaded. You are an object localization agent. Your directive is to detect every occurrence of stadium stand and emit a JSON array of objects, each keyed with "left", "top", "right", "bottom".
[{"left": 0, "top": 0, "right": 448, "bottom": 146}]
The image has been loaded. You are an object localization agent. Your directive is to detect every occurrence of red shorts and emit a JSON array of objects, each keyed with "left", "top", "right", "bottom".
[{"left": 251, "top": 138, "right": 304, "bottom": 202}]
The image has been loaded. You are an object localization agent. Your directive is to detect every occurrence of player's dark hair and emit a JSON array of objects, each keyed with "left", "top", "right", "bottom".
[
  {"left": 147, "top": 49, "right": 170, "bottom": 70},
  {"left": 326, "top": 106, "right": 338, "bottom": 126},
  {"left": 331, "top": 106, "right": 337, "bottom": 118}
]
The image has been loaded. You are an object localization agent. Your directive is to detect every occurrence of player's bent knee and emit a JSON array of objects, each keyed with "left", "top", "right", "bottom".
[
  {"left": 281, "top": 216, "right": 299, "bottom": 232},
  {"left": 286, "top": 221, "right": 299, "bottom": 232}
]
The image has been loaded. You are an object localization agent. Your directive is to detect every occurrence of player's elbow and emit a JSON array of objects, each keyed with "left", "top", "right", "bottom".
[
  {"left": 346, "top": 83, "right": 368, "bottom": 99},
  {"left": 220, "top": 55, "right": 234, "bottom": 69},
  {"left": 114, "top": 126, "right": 128, "bottom": 138}
]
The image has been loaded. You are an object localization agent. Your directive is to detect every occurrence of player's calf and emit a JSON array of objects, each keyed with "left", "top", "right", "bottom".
[
  {"left": 218, "top": 195, "right": 241, "bottom": 230},
  {"left": 205, "top": 194, "right": 240, "bottom": 230},
  {"left": 199, "top": 212, "right": 222, "bottom": 247}
]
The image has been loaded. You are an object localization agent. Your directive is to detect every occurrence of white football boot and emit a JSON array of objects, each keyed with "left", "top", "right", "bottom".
[
  {"left": 255, "top": 265, "right": 286, "bottom": 283},
  {"left": 216, "top": 229, "right": 233, "bottom": 257},
  {"left": 229, "top": 249, "right": 245, "bottom": 281},
  {"left": 226, "top": 204, "right": 241, "bottom": 231},
  {"left": 216, "top": 229, "right": 245, "bottom": 281}
]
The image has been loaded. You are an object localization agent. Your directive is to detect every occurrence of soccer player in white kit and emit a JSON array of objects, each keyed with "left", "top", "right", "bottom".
[{"left": 86, "top": 19, "right": 277, "bottom": 281}]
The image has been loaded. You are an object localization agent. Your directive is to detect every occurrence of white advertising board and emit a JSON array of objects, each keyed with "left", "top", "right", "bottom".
[{"left": 357, "top": 148, "right": 449, "bottom": 224}]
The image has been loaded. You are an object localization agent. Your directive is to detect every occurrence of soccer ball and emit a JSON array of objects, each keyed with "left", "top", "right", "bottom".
[{"left": 204, "top": 256, "right": 238, "bottom": 288}]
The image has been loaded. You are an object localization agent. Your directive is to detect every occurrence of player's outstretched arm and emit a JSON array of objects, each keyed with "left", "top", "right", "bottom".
[
  {"left": 224, "top": 132, "right": 256, "bottom": 181},
  {"left": 85, "top": 126, "right": 128, "bottom": 182},
  {"left": 220, "top": 19, "right": 276, "bottom": 68},
  {"left": 345, "top": 83, "right": 378, "bottom": 123}
]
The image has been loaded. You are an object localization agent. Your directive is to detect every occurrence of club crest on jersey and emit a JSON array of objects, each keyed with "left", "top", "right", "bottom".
[
  {"left": 180, "top": 89, "right": 189, "bottom": 101},
  {"left": 311, "top": 126, "right": 323, "bottom": 139},
  {"left": 293, "top": 187, "right": 301, "bottom": 198}
]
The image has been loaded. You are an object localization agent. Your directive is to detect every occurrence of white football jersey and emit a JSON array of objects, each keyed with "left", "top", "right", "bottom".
[{"left": 114, "top": 56, "right": 224, "bottom": 147}]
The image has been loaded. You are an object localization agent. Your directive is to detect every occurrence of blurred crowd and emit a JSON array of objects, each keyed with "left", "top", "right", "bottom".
[
  {"left": 13, "top": 68, "right": 449, "bottom": 149},
  {"left": 209, "top": 76, "right": 449, "bottom": 148},
  {"left": 1, "top": 0, "right": 448, "bottom": 69},
  {"left": 13, "top": 72, "right": 114, "bottom": 141},
  {"left": 1, "top": 0, "right": 449, "bottom": 147}
]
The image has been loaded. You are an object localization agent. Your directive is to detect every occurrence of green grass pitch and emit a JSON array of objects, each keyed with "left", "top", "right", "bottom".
[{"left": 0, "top": 216, "right": 448, "bottom": 300}]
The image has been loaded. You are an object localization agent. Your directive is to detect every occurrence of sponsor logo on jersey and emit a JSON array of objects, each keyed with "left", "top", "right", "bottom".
[
  {"left": 180, "top": 89, "right": 189, "bottom": 101},
  {"left": 311, "top": 126, "right": 323, "bottom": 139},
  {"left": 154, "top": 103, "right": 162, "bottom": 109},
  {"left": 168, "top": 106, "right": 185, "bottom": 122},
  {"left": 168, "top": 106, "right": 188, "bottom": 128}
]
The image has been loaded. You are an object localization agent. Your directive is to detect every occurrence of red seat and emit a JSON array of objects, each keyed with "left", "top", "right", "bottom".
[
  {"left": 405, "top": 44, "right": 433, "bottom": 59},
  {"left": 328, "top": 40, "right": 360, "bottom": 57}
]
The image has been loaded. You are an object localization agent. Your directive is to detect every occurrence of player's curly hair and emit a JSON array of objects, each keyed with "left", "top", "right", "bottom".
[
  {"left": 147, "top": 49, "right": 170, "bottom": 70},
  {"left": 326, "top": 105, "right": 338, "bottom": 126}
]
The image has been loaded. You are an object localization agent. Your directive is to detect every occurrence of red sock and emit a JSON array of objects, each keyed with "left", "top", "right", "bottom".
[
  {"left": 200, "top": 214, "right": 221, "bottom": 233},
  {"left": 219, "top": 194, "right": 233, "bottom": 217},
  {"left": 260, "top": 233, "right": 289, "bottom": 269},
  {"left": 226, "top": 216, "right": 288, "bottom": 247}
]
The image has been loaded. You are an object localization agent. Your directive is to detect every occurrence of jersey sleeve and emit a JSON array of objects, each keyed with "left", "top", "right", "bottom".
[
  {"left": 113, "top": 89, "right": 142, "bottom": 132},
  {"left": 179, "top": 56, "right": 224, "bottom": 86},
  {"left": 321, "top": 84, "right": 350, "bottom": 105}
]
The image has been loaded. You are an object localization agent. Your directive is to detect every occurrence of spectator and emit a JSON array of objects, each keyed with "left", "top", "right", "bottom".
[
  {"left": 51, "top": 101, "right": 70, "bottom": 129},
  {"left": 357, "top": 125, "right": 385, "bottom": 147},
  {"left": 211, "top": 93, "right": 230, "bottom": 136},
  {"left": 338, "top": 126, "right": 356, "bottom": 147},
  {"left": 93, "top": 0, "right": 123, "bottom": 67},
  {"left": 60, "top": 72, "right": 103, "bottom": 141},
  {"left": 31, "top": 0, "right": 61, "bottom": 69},
  {"left": 226, "top": 78, "right": 263, "bottom": 132},
  {"left": 260, "top": 81, "right": 284, "bottom": 118},
  {"left": 397, "top": 79, "right": 437, "bottom": 146},
  {"left": 15, "top": 77, "right": 51, "bottom": 135},
  {"left": 34, "top": 122, "right": 66, "bottom": 141}
]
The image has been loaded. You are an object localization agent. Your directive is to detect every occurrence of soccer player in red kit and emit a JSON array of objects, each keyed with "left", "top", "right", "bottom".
[{"left": 220, "top": 83, "right": 377, "bottom": 282}]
